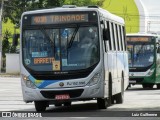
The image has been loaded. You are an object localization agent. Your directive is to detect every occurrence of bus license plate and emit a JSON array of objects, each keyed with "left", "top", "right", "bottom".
[{"left": 55, "top": 94, "right": 70, "bottom": 100}]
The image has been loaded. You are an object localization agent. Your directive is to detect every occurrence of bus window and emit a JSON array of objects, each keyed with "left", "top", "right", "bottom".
[
  {"left": 111, "top": 23, "right": 116, "bottom": 51},
  {"left": 120, "top": 26, "right": 124, "bottom": 51},
  {"left": 109, "top": 22, "right": 114, "bottom": 51},
  {"left": 113, "top": 23, "right": 118, "bottom": 51},
  {"left": 107, "top": 21, "right": 112, "bottom": 51},
  {"left": 117, "top": 25, "right": 122, "bottom": 51},
  {"left": 122, "top": 27, "right": 127, "bottom": 51},
  {"left": 115, "top": 24, "right": 120, "bottom": 51}
]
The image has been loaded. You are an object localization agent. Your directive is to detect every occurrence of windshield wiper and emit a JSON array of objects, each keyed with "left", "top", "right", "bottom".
[
  {"left": 40, "top": 27, "right": 55, "bottom": 53},
  {"left": 68, "top": 25, "right": 79, "bottom": 48}
]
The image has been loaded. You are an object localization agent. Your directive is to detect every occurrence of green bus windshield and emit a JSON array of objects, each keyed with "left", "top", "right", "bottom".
[{"left": 127, "top": 36, "right": 155, "bottom": 68}]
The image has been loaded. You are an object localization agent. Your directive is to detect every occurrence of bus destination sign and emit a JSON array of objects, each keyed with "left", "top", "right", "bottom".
[
  {"left": 126, "top": 37, "right": 150, "bottom": 42},
  {"left": 31, "top": 14, "right": 88, "bottom": 25}
]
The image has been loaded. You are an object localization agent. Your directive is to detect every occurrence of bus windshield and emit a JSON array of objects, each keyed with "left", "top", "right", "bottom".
[
  {"left": 22, "top": 25, "right": 99, "bottom": 72},
  {"left": 127, "top": 36, "right": 155, "bottom": 68}
]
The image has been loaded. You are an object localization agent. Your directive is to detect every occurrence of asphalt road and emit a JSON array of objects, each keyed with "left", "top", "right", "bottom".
[{"left": 0, "top": 76, "right": 160, "bottom": 119}]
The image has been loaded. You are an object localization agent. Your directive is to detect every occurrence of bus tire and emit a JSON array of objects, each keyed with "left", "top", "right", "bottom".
[
  {"left": 157, "top": 84, "right": 160, "bottom": 89},
  {"left": 97, "top": 98, "right": 108, "bottom": 109},
  {"left": 34, "top": 101, "right": 47, "bottom": 112},
  {"left": 115, "top": 74, "right": 124, "bottom": 104}
]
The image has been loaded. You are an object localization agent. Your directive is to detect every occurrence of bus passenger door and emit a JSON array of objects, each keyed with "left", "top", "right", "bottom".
[{"left": 156, "top": 46, "right": 160, "bottom": 80}]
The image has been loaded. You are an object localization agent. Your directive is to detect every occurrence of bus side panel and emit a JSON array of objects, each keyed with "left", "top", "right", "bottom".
[
  {"left": 104, "top": 51, "right": 111, "bottom": 98},
  {"left": 111, "top": 51, "right": 118, "bottom": 95},
  {"left": 115, "top": 51, "right": 125, "bottom": 93}
]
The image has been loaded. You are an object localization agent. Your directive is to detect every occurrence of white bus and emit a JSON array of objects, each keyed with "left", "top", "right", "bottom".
[{"left": 20, "top": 5, "right": 129, "bottom": 111}]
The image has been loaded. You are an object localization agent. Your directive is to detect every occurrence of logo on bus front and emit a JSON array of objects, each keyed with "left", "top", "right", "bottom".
[
  {"left": 129, "top": 73, "right": 134, "bottom": 76},
  {"left": 59, "top": 82, "right": 64, "bottom": 87}
]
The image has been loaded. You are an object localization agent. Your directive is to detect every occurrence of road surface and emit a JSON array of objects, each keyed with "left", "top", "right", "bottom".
[{"left": 0, "top": 76, "right": 160, "bottom": 119}]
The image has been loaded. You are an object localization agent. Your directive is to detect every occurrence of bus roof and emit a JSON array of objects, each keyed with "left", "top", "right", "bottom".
[
  {"left": 126, "top": 33, "right": 160, "bottom": 37},
  {"left": 22, "top": 5, "right": 124, "bottom": 24},
  {"left": 127, "top": 33, "right": 160, "bottom": 43}
]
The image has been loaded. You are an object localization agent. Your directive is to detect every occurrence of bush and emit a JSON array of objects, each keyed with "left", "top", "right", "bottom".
[
  {"left": 2, "top": 29, "right": 11, "bottom": 57},
  {"left": 2, "top": 29, "right": 18, "bottom": 70}
]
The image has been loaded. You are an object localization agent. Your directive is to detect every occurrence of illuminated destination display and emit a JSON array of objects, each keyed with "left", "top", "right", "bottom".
[
  {"left": 34, "top": 57, "right": 55, "bottom": 64},
  {"left": 31, "top": 14, "right": 88, "bottom": 24},
  {"left": 126, "top": 37, "right": 150, "bottom": 42}
]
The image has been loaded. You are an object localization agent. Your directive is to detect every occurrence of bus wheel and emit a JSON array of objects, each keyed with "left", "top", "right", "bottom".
[
  {"left": 64, "top": 102, "right": 71, "bottom": 106},
  {"left": 34, "top": 101, "right": 47, "bottom": 112},
  {"left": 115, "top": 76, "right": 124, "bottom": 104},
  {"left": 115, "top": 92, "right": 124, "bottom": 104},
  {"left": 157, "top": 84, "right": 160, "bottom": 89},
  {"left": 97, "top": 98, "right": 108, "bottom": 109}
]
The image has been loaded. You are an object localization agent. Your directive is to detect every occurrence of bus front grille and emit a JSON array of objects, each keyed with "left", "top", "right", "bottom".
[
  {"left": 40, "top": 89, "right": 84, "bottom": 99},
  {"left": 130, "top": 78, "right": 144, "bottom": 83}
]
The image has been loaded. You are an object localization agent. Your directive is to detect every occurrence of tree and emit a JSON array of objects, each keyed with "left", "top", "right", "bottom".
[
  {"left": 3, "top": 0, "right": 104, "bottom": 25},
  {"left": 3, "top": 0, "right": 65, "bottom": 25},
  {"left": 2, "top": 29, "right": 11, "bottom": 57},
  {"left": 64, "top": 0, "right": 104, "bottom": 6},
  {"left": 3, "top": 0, "right": 32, "bottom": 25}
]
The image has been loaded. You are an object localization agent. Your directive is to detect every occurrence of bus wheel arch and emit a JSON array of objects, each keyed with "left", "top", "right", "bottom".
[
  {"left": 97, "top": 72, "right": 112, "bottom": 109},
  {"left": 108, "top": 73, "right": 114, "bottom": 104}
]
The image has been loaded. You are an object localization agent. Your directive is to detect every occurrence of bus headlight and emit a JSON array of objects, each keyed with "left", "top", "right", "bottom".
[
  {"left": 22, "top": 75, "right": 36, "bottom": 89},
  {"left": 147, "top": 69, "right": 155, "bottom": 76},
  {"left": 87, "top": 73, "right": 100, "bottom": 86}
]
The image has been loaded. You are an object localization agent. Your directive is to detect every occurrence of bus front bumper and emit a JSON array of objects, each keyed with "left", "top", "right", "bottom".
[
  {"left": 129, "top": 76, "right": 155, "bottom": 84},
  {"left": 22, "top": 84, "right": 104, "bottom": 103}
]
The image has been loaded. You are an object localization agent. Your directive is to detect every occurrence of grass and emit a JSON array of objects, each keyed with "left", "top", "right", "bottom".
[{"left": 102, "top": 0, "right": 139, "bottom": 33}]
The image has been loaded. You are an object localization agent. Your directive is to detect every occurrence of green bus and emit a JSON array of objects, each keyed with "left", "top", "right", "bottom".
[{"left": 127, "top": 33, "right": 160, "bottom": 89}]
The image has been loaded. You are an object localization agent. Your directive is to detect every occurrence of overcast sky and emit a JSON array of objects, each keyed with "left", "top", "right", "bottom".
[
  {"left": 141, "top": 0, "right": 160, "bottom": 32},
  {"left": 141, "top": 0, "right": 160, "bottom": 14}
]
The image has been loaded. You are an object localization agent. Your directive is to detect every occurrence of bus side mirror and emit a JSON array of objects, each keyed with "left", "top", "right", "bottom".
[
  {"left": 12, "top": 34, "right": 20, "bottom": 46},
  {"left": 101, "top": 20, "right": 109, "bottom": 41}
]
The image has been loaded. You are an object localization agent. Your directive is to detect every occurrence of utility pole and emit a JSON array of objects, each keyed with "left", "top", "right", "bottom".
[
  {"left": 0, "top": 0, "right": 4, "bottom": 73},
  {"left": 147, "top": 21, "right": 150, "bottom": 32},
  {"left": 0, "top": 0, "right": 8, "bottom": 73},
  {"left": 147, "top": 21, "right": 160, "bottom": 33}
]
